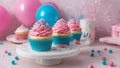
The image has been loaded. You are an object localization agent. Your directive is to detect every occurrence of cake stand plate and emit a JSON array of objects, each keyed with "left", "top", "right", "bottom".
[
  {"left": 16, "top": 43, "right": 80, "bottom": 65},
  {"left": 6, "top": 34, "right": 28, "bottom": 44}
]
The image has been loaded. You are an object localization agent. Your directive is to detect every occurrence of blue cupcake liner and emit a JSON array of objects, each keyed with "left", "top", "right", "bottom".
[
  {"left": 71, "top": 32, "right": 82, "bottom": 41},
  {"left": 28, "top": 37, "right": 52, "bottom": 52},
  {"left": 52, "top": 35, "right": 70, "bottom": 46}
]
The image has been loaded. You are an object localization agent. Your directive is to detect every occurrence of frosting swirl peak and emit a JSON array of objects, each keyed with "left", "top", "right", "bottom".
[
  {"left": 68, "top": 18, "right": 81, "bottom": 32},
  {"left": 53, "top": 19, "right": 70, "bottom": 34},
  {"left": 29, "top": 19, "right": 52, "bottom": 36}
]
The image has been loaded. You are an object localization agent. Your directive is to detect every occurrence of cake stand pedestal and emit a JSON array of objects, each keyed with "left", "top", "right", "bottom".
[{"left": 16, "top": 43, "right": 80, "bottom": 65}]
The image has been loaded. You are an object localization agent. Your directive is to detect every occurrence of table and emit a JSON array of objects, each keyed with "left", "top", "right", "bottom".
[{"left": 0, "top": 41, "right": 120, "bottom": 68}]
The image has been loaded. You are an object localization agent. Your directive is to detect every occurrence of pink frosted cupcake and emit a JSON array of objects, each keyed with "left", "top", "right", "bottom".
[
  {"left": 28, "top": 19, "right": 52, "bottom": 52},
  {"left": 15, "top": 25, "right": 29, "bottom": 40},
  {"left": 52, "top": 19, "right": 71, "bottom": 46},
  {"left": 68, "top": 18, "right": 82, "bottom": 42}
]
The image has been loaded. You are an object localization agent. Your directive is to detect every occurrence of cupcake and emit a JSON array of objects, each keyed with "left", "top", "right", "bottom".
[
  {"left": 15, "top": 25, "right": 29, "bottom": 40},
  {"left": 68, "top": 18, "right": 82, "bottom": 43},
  {"left": 28, "top": 19, "right": 52, "bottom": 52},
  {"left": 52, "top": 19, "right": 71, "bottom": 46}
]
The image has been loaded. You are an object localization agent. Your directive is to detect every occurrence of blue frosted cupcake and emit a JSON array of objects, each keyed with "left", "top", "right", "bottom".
[
  {"left": 52, "top": 19, "right": 71, "bottom": 47},
  {"left": 28, "top": 19, "right": 52, "bottom": 52},
  {"left": 68, "top": 18, "right": 82, "bottom": 44}
]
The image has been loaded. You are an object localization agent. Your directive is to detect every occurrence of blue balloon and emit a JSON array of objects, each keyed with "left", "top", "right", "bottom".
[{"left": 36, "top": 4, "right": 59, "bottom": 27}]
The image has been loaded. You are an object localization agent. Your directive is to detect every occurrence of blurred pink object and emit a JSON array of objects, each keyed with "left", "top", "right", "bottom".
[
  {"left": 102, "top": 57, "right": 106, "bottom": 60},
  {"left": 99, "top": 37, "right": 120, "bottom": 46},
  {"left": 103, "top": 48, "right": 107, "bottom": 51},
  {"left": 109, "top": 62, "right": 114, "bottom": 67},
  {"left": 4, "top": 50, "right": 8, "bottom": 54},
  {"left": 72, "top": 40, "right": 80, "bottom": 45},
  {"left": 56, "top": 44, "right": 67, "bottom": 48},
  {"left": 0, "top": 5, "right": 10, "bottom": 34},
  {"left": 88, "top": 64, "right": 94, "bottom": 68},
  {"left": 111, "top": 24, "right": 120, "bottom": 38},
  {"left": 15, "top": 0, "right": 41, "bottom": 27}
]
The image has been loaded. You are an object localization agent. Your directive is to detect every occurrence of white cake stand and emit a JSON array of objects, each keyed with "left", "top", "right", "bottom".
[
  {"left": 16, "top": 43, "right": 80, "bottom": 65},
  {"left": 6, "top": 34, "right": 28, "bottom": 44}
]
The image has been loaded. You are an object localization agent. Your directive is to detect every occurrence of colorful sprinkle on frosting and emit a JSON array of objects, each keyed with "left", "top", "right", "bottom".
[
  {"left": 68, "top": 19, "right": 81, "bottom": 32},
  {"left": 53, "top": 19, "right": 70, "bottom": 34},
  {"left": 29, "top": 19, "right": 52, "bottom": 36}
]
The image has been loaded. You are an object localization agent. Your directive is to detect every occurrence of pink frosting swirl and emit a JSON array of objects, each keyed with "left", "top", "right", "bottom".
[
  {"left": 53, "top": 19, "right": 70, "bottom": 34},
  {"left": 68, "top": 19, "right": 81, "bottom": 31},
  {"left": 29, "top": 19, "right": 52, "bottom": 36}
]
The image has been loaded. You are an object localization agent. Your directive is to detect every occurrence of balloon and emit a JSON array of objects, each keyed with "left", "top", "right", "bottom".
[
  {"left": 36, "top": 4, "right": 59, "bottom": 27},
  {"left": 15, "top": 0, "right": 41, "bottom": 27},
  {"left": 0, "top": 5, "right": 10, "bottom": 34},
  {"left": 45, "top": 2, "right": 59, "bottom": 11}
]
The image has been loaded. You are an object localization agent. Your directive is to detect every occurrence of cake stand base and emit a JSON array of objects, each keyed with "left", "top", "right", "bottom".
[{"left": 36, "top": 59, "right": 61, "bottom": 65}]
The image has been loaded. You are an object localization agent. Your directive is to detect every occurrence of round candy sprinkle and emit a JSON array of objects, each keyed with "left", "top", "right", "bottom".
[
  {"left": 91, "top": 49, "right": 95, "bottom": 53},
  {"left": 97, "top": 50, "right": 101, "bottom": 53},
  {"left": 90, "top": 53, "right": 94, "bottom": 57},
  {"left": 7, "top": 52, "right": 11, "bottom": 56},
  {"left": 15, "top": 56, "right": 19, "bottom": 60},
  {"left": 109, "top": 62, "right": 114, "bottom": 67},
  {"left": 88, "top": 64, "right": 94, "bottom": 68},
  {"left": 102, "top": 57, "right": 106, "bottom": 60},
  {"left": 5, "top": 50, "right": 8, "bottom": 54},
  {"left": 0, "top": 41, "right": 3, "bottom": 45},
  {"left": 11, "top": 60, "right": 15, "bottom": 65},
  {"left": 104, "top": 48, "right": 107, "bottom": 51},
  {"left": 109, "top": 50, "right": 113, "bottom": 54},
  {"left": 102, "top": 60, "right": 107, "bottom": 65}
]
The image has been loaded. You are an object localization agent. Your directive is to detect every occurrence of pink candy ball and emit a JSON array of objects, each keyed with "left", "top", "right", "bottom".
[
  {"left": 5, "top": 50, "right": 8, "bottom": 53},
  {"left": 104, "top": 48, "right": 107, "bottom": 51},
  {"left": 88, "top": 64, "right": 94, "bottom": 68},
  {"left": 102, "top": 57, "right": 106, "bottom": 60},
  {"left": 109, "top": 62, "right": 114, "bottom": 67}
]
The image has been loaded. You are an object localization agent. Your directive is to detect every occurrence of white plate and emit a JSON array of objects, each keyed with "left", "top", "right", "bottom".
[{"left": 6, "top": 34, "right": 28, "bottom": 44}]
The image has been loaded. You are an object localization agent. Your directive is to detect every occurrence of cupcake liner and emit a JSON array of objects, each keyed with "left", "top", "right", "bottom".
[
  {"left": 71, "top": 32, "right": 82, "bottom": 41},
  {"left": 28, "top": 37, "right": 52, "bottom": 52},
  {"left": 52, "top": 35, "right": 70, "bottom": 46}
]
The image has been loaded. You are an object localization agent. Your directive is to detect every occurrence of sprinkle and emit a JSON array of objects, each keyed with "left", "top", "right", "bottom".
[
  {"left": 102, "top": 60, "right": 107, "bottom": 65},
  {"left": 88, "top": 64, "right": 94, "bottom": 68},
  {"left": 8, "top": 52, "right": 11, "bottom": 56},
  {"left": 102, "top": 57, "right": 106, "bottom": 60},
  {"left": 97, "top": 50, "right": 101, "bottom": 54},
  {"left": 15, "top": 56, "right": 19, "bottom": 60},
  {"left": 78, "top": 14, "right": 84, "bottom": 20},
  {"left": 0, "top": 41, "right": 3, "bottom": 45},
  {"left": 84, "top": 32, "right": 89, "bottom": 37},
  {"left": 91, "top": 49, "right": 95, "bottom": 53},
  {"left": 109, "top": 62, "right": 114, "bottom": 67},
  {"left": 11, "top": 60, "right": 15, "bottom": 65},
  {"left": 109, "top": 50, "right": 113, "bottom": 53},
  {"left": 5, "top": 50, "right": 8, "bottom": 54},
  {"left": 104, "top": 48, "right": 107, "bottom": 51},
  {"left": 90, "top": 53, "right": 94, "bottom": 57}
]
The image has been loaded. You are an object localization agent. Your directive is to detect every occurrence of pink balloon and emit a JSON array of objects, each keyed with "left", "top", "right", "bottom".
[
  {"left": 0, "top": 5, "right": 10, "bottom": 34},
  {"left": 15, "top": 0, "right": 41, "bottom": 27},
  {"left": 46, "top": 2, "right": 59, "bottom": 11}
]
